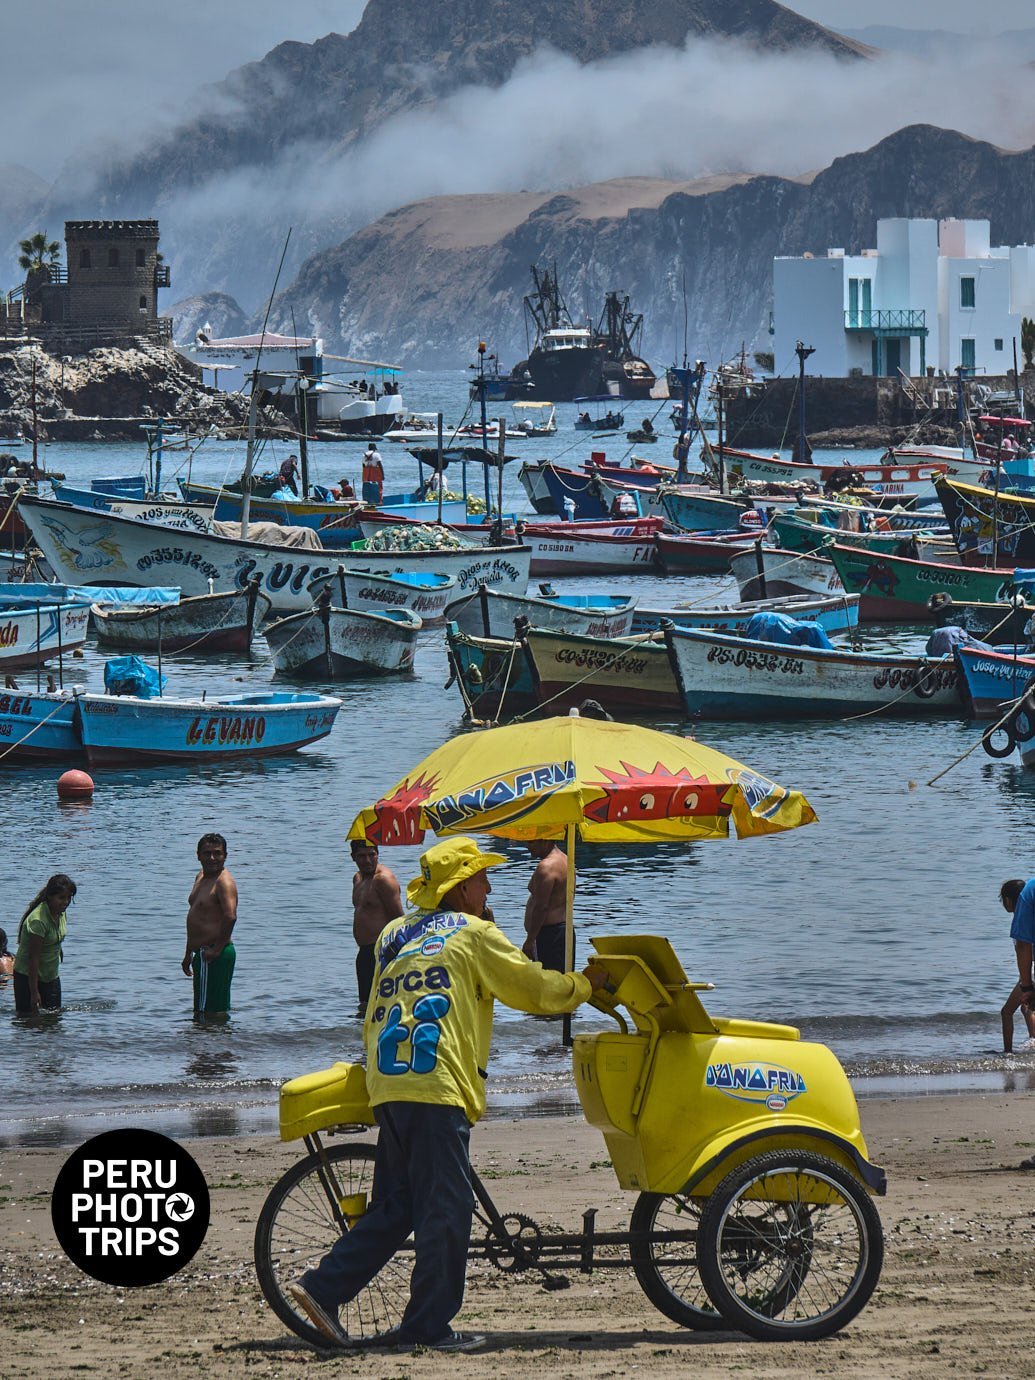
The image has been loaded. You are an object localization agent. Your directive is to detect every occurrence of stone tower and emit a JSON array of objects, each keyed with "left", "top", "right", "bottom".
[{"left": 64, "top": 220, "right": 171, "bottom": 337}]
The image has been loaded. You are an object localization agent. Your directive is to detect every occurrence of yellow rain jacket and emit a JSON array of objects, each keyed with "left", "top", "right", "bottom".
[{"left": 363, "top": 909, "right": 591, "bottom": 1124}]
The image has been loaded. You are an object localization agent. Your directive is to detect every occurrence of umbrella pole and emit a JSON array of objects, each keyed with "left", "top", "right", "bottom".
[{"left": 562, "top": 821, "right": 577, "bottom": 1048}]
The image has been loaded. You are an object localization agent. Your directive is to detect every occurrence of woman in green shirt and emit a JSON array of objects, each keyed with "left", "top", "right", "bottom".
[{"left": 14, "top": 874, "right": 77, "bottom": 1015}]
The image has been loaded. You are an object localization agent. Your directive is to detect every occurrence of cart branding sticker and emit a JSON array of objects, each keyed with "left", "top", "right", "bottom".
[
  {"left": 425, "top": 760, "right": 576, "bottom": 830},
  {"left": 706, "top": 1062, "right": 806, "bottom": 1109}
]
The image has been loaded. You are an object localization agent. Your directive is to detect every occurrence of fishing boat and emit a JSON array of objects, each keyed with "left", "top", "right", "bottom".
[
  {"left": 264, "top": 600, "right": 421, "bottom": 678},
  {"left": 665, "top": 623, "right": 959, "bottom": 719},
  {"left": 91, "top": 581, "right": 270, "bottom": 653},
  {"left": 655, "top": 529, "right": 760, "bottom": 575},
  {"left": 656, "top": 486, "right": 750, "bottom": 532},
  {"left": 573, "top": 398, "right": 624, "bottom": 432},
  {"left": 51, "top": 483, "right": 212, "bottom": 534},
  {"left": 523, "top": 518, "right": 662, "bottom": 575},
  {"left": 925, "top": 594, "right": 1035, "bottom": 645},
  {"left": 720, "top": 447, "right": 948, "bottom": 505},
  {"left": 769, "top": 511, "right": 957, "bottom": 563},
  {"left": 825, "top": 543, "right": 1035, "bottom": 622},
  {"left": 444, "top": 583, "right": 637, "bottom": 640},
  {"left": 630, "top": 592, "right": 860, "bottom": 637},
  {"left": 517, "top": 461, "right": 610, "bottom": 520},
  {"left": 522, "top": 626, "right": 681, "bottom": 713},
  {"left": 955, "top": 644, "right": 1035, "bottom": 718},
  {"left": 75, "top": 689, "right": 342, "bottom": 765},
  {"left": 728, "top": 544, "right": 844, "bottom": 602},
  {"left": 18, "top": 496, "right": 532, "bottom": 614},
  {"left": 0, "top": 687, "right": 82, "bottom": 760},
  {"left": 444, "top": 623, "right": 539, "bottom": 721},
  {"left": 0, "top": 596, "right": 90, "bottom": 671},
  {"left": 308, "top": 567, "right": 455, "bottom": 624},
  {"left": 183, "top": 481, "right": 470, "bottom": 534},
  {"left": 935, "top": 476, "right": 1035, "bottom": 567}
]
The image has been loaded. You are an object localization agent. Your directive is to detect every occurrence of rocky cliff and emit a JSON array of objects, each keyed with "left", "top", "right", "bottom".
[
  {"left": 31, "top": 0, "right": 867, "bottom": 310},
  {"left": 267, "top": 125, "right": 1035, "bottom": 370}
]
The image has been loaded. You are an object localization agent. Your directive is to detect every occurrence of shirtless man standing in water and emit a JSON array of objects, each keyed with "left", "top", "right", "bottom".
[
  {"left": 352, "top": 839, "right": 402, "bottom": 1013},
  {"left": 522, "top": 840, "right": 569, "bottom": 972},
  {"left": 183, "top": 833, "right": 238, "bottom": 1017}
]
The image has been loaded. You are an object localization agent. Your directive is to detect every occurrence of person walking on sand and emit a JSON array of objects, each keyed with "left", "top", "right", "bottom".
[
  {"left": 998, "top": 879, "right": 1035, "bottom": 1052},
  {"left": 351, "top": 839, "right": 402, "bottom": 1014},
  {"left": 13, "top": 874, "right": 77, "bottom": 1014},
  {"left": 288, "top": 836, "right": 607, "bottom": 1353},
  {"left": 521, "top": 839, "right": 569, "bottom": 971},
  {"left": 183, "top": 833, "right": 238, "bottom": 1018}
]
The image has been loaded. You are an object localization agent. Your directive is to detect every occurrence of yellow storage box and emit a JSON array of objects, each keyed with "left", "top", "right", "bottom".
[{"left": 279, "top": 1061, "right": 374, "bottom": 1141}]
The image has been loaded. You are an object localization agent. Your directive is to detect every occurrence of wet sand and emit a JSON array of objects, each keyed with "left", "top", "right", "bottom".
[{"left": 0, "top": 1092, "right": 1029, "bottom": 1377}]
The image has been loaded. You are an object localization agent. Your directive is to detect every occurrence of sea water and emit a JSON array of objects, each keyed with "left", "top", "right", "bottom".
[{"left": 2, "top": 371, "right": 1033, "bottom": 1148}]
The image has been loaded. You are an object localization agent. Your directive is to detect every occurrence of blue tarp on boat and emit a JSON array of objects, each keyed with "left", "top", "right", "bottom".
[
  {"left": 744, "top": 612, "right": 834, "bottom": 650},
  {"left": 103, "top": 656, "right": 167, "bottom": 699},
  {"left": 6, "top": 585, "right": 181, "bottom": 605}
]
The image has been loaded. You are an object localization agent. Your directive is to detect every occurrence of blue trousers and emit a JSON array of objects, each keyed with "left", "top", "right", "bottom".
[{"left": 300, "top": 1101, "right": 474, "bottom": 1343}]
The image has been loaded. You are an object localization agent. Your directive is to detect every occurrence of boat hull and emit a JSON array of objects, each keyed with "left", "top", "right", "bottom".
[
  {"left": 826, "top": 543, "right": 1032, "bottom": 621},
  {"left": 631, "top": 593, "right": 860, "bottom": 637},
  {"left": 264, "top": 606, "right": 419, "bottom": 678},
  {"left": 936, "top": 477, "right": 1035, "bottom": 567},
  {"left": 92, "top": 585, "right": 269, "bottom": 652},
  {"left": 954, "top": 645, "right": 1035, "bottom": 718},
  {"left": 723, "top": 448, "right": 947, "bottom": 504},
  {"left": 18, "top": 497, "right": 531, "bottom": 613},
  {"left": 526, "top": 522, "right": 659, "bottom": 575},
  {"left": 728, "top": 546, "right": 843, "bottom": 602},
  {"left": 75, "top": 692, "right": 342, "bottom": 765},
  {"left": 522, "top": 627, "right": 680, "bottom": 712},
  {"left": 655, "top": 531, "right": 758, "bottom": 574},
  {"left": 665, "top": 625, "right": 959, "bottom": 719},
  {"left": 310, "top": 567, "right": 455, "bottom": 625},
  {"left": 0, "top": 600, "right": 90, "bottom": 670},
  {"left": 0, "top": 689, "right": 81, "bottom": 759},
  {"left": 445, "top": 624, "right": 538, "bottom": 720},
  {"left": 445, "top": 585, "right": 636, "bottom": 639}
]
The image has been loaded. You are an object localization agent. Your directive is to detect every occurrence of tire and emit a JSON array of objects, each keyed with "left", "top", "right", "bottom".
[
  {"left": 983, "top": 725, "right": 1017, "bottom": 759},
  {"left": 697, "top": 1151, "right": 884, "bottom": 1342},
  {"left": 912, "top": 667, "right": 940, "bottom": 700},
  {"left": 629, "top": 1192, "right": 723, "bottom": 1330},
  {"left": 254, "top": 1143, "right": 411, "bottom": 1347}
]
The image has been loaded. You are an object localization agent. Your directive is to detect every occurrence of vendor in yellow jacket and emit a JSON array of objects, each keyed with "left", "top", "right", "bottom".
[{"left": 290, "top": 836, "right": 606, "bottom": 1353}]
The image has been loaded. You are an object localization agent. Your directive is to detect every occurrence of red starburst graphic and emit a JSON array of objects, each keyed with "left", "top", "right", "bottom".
[
  {"left": 583, "top": 761, "right": 731, "bottom": 824},
  {"left": 367, "top": 772, "right": 438, "bottom": 845}
]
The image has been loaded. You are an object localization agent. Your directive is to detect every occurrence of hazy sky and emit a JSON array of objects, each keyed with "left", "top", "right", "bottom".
[{"left": 4, "top": 1, "right": 1032, "bottom": 181}]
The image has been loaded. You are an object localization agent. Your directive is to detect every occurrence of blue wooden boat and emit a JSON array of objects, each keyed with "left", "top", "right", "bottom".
[
  {"left": 445, "top": 622, "right": 538, "bottom": 721},
  {"left": 0, "top": 688, "right": 81, "bottom": 760},
  {"left": 74, "top": 690, "right": 342, "bottom": 766},
  {"left": 518, "top": 461, "right": 610, "bottom": 520},
  {"left": 630, "top": 593, "right": 860, "bottom": 637},
  {"left": 658, "top": 487, "right": 750, "bottom": 532},
  {"left": 665, "top": 623, "right": 960, "bottom": 719},
  {"left": 6, "top": 583, "right": 180, "bottom": 606},
  {"left": 954, "top": 644, "right": 1035, "bottom": 718}
]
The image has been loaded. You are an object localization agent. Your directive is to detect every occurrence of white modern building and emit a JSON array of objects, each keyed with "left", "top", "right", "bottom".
[{"left": 772, "top": 218, "right": 1035, "bottom": 379}]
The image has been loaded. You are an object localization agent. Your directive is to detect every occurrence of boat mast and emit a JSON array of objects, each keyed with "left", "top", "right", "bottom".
[
  {"left": 240, "top": 376, "right": 259, "bottom": 540},
  {"left": 795, "top": 341, "right": 816, "bottom": 465}
]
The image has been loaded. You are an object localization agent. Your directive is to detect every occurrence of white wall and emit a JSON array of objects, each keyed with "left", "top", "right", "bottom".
[
  {"left": 773, "top": 256, "right": 848, "bottom": 377},
  {"left": 938, "top": 254, "right": 1018, "bottom": 374}
]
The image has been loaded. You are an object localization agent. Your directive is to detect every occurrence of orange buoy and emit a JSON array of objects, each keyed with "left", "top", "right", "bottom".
[{"left": 57, "top": 769, "right": 94, "bottom": 799}]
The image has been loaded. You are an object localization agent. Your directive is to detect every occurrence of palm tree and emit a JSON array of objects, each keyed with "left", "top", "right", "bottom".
[{"left": 18, "top": 231, "right": 60, "bottom": 273}]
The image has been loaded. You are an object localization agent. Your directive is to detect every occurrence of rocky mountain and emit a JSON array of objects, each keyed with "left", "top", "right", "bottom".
[
  {"left": 266, "top": 125, "right": 1035, "bottom": 370},
  {"left": 31, "top": 0, "right": 867, "bottom": 310},
  {"left": 170, "top": 292, "right": 250, "bottom": 345}
]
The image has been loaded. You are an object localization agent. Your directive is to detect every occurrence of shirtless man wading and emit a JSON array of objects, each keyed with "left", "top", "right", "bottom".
[
  {"left": 522, "top": 840, "right": 569, "bottom": 972},
  {"left": 352, "top": 839, "right": 402, "bottom": 1013},
  {"left": 183, "top": 832, "right": 238, "bottom": 1017}
]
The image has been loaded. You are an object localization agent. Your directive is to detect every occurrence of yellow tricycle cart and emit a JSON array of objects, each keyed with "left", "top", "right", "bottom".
[{"left": 255, "top": 936, "right": 885, "bottom": 1345}]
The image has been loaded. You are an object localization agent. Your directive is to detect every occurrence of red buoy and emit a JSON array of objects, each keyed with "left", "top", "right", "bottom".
[{"left": 57, "top": 769, "right": 94, "bottom": 799}]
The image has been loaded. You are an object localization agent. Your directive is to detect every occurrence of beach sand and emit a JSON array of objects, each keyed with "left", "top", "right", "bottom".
[{"left": 1, "top": 1092, "right": 1030, "bottom": 1377}]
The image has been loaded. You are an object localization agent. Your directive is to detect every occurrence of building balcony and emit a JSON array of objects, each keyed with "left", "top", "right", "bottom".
[
  {"left": 155, "top": 264, "right": 171, "bottom": 289},
  {"left": 844, "top": 308, "right": 927, "bottom": 334}
]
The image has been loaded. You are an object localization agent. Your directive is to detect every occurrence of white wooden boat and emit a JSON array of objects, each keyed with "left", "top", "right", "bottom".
[
  {"left": 728, "top": 543, "right": 844, "bottom": 602},
  {"left": 445, "top": 584, "right": 637, "bottom": 639},
  {"left": 630, "top": 592, "right": 860, "bottom": 637},
  {"left": 523, "top": 519, "right": 662, "bottom": 575},
  {"left": 721, "top": 447, "right": 948, "bottom": 504},
  {"left": 18, "top": 496, "right": 531, "bottom": 614},
  {"left": 0, "top": 596, "right": 90, "bottom": 671},
  {"left": 91, "top": 581, "right": 270, "bottom": 652},
  {"left": 665, "top": 624, "right": 959, "bottom": 719},
  {"left": 308, "top": 567, "right": 455, "bottom": 625},
  {"left": 264, "top": 601, "right": 421, "bottom": 678}
]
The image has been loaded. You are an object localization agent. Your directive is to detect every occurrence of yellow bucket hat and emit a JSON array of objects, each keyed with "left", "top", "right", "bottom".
[{"left": 406, "top": 836, "right": 507, "bottom": 912}]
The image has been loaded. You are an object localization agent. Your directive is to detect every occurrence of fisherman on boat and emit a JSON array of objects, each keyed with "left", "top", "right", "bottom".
[{"left": 278, "top": 455, "right": 300, "bottom": 496}]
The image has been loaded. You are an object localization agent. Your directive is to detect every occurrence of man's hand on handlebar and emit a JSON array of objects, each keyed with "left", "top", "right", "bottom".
[{"left": 583, "top": 963, "right": 609, "bottom": 992}]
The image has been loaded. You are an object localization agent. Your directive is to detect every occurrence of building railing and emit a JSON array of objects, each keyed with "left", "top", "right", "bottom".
[
  {"left": 155, "top": 264, "right": 171, "bottom": 289},
  {"left": 844, "top": 308, "right": 927, "bottom": 332}
]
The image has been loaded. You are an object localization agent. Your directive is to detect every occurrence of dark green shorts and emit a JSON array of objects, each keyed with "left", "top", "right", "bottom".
[{"left": 193, "top": 942, "right": 236, "bottom": 1014}]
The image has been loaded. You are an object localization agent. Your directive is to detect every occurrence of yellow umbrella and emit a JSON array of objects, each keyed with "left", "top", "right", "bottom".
[{"left": 349, "top": 712, "right": 816, "bottom": 985}]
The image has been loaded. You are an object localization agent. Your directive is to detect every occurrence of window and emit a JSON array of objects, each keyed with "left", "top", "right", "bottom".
[
  {"left": 994, "top": 338, "right": 1004, "bottom": 351},
  {"left": 135, "top": 248, "right": 146, "bottom": 267},
  {"left": 79, "top": 248, "right": 91, "bottom": 268},
  {"left": 960, "top": 276, "right": 975, "bottom": 309},
  {"left": 138, "top": 296, "right": 148, "bottom": 313},
  {"left": 107, "top": 247, "right": 119, "bottom": 267},
  {"left": 961, "top": 338, "right": 976, "bottom": 370}
]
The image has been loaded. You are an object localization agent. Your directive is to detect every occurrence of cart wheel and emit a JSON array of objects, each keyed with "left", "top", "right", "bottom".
[
  {"left": 697, "top": 1151, "right": 883, "bottom": 1341},
  {"left": 254, "top": 1143, "right": 410, "bottom": 1347},
  {"left": 629, "top": 1192, "right": 723, "bottom": 1330}
]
